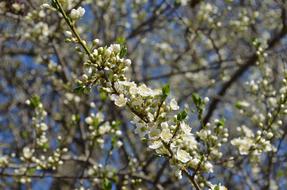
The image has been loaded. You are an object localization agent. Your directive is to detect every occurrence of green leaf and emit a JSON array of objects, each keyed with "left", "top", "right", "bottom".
[
  {"left": 42, "top": 143, "right": 50, "bottom": 150},
  {"left": 20, "top": 131, "right": 30, "bottom": 139},
  {"left": 103, "top": 178, "right": 112, "bottom": 190},
  {"left": 74, "top": 85, "right": 84, "bottom": 93},
  {"left": 91, "top": 118, "right": 99, "bottom": 127},
  {"left": 30, "top": 95, "right": 40, "bottom": 108},
  {"left": 277, "top": 169, "right": 285, "bottom": 178},
  {"left": 72, "top": 114, "right": 81, "bottom": 123},
  {"left": 174, "top": 0, "right": 181, "bottom": 6},
  {"left": 216, "top": 118, "right": 225, "bottom": 127},
  {"left": 235, "top": 101, "right": 242, "bottom": 109},
  {"left": 235, "top": 101, "right": 249, "bottom": 109},
  {"left": 119, "top": 46, "right": 127, "bottom": 58},
  {"left": 99, "top": 89, "right": 107, "bottom": 101},
  {"left": 191, "top": 93, "right": 205, "bottom": 121},
  {"left": 74, "top": 85, "right": 90, "bottom": 94},
  {"left": 214, "top": 185, "right": 220, "bottom": 190},
  {"left": 177, "top": 110, "right": 187, "bottom": 121},
  {"left": 27, "top": 167, "right": 36, "bottom": 175},
  {"left": 111, "top": 136, "right": 118, "bottom": 145},
  {"left": 111, "top": 120, "right": 121, "bottom": 129},
  {"left": 192, "top": 93, "right": 202, "bottom": 107},
  {"left": 162, "top": 84, "right": 170, "bottom": 99},
  {"left": 116, "top": 37, "right": 126, "bottom": 45}
]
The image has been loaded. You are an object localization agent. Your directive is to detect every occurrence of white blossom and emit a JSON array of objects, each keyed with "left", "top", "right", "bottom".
[
  {"left": 40, "top": 123, "right": 48, "bottom": 131},
  {"left": 160, "top": 128, "right": 173, "bottom": 142},
  {"left": 176, "top": 170, "right": 183, "bottom": 179},
  {"left": 204, "top": 161, "right": 214, "bottom": 173},
  {"left": 209, "top": 184, "right": 227, "bottom": 190},
  {"left": 110, "top": 94, "right": 127, "bottom": 107},
  {"left": 180, "top": 122, "right": 191, "bottom": 134},
  {"left": 23, "top": 147, "right": 34, "bottom": 159},
  {"left": 0, "top": 155, "right": 8, "bottom": 167},
  {"left": 124, "top": 59, "right": 131, "bottom": 66},
  {"left": 149, "top": 140, "right": 163, "bottom": 149},
  {"left": 138, "top": 84, "right": 161, "bottom": 97},
  {"left": 85, "top": 116, "right": 93, "bottom": 124},
  {"left": 175, "top": 149, "right": 191, "bottom": 163},
  {"left": 70, "top": 7, "right": 85, "bottom": 20},
  {"left": 170, "top": 98, "right": 179, "bottom": 110},
  {"left": 110, "top": 44, "right": 121, "bottom": 53},
  {"left": 231, "top": 137, "right": 253, "bottom": 155}
]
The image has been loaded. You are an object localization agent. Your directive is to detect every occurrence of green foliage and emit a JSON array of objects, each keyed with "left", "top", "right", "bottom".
[
  {"left": 119, "top": 46, "right": 127, "bottom": 58},
  {"left": 116, "top": 37, "right": 126, "bottom": 45},
  {"left": 103, "top": 178, "right": 112, "bottom": 190},
  {"left": 30, "top": 95, "right": 41, "bottom": 108},
  {"left": 192, "top": 93, "right": 204, "bottom": 121},
  {"left": 214, "top": 185, "right": 220, "bottom": 190},
  {"left": 177, "top": 110, "right": 188, "bottom": 121},
  {"left": 162, "top": 84, "right": 170, "bottom": 99},
  {"left": 74, "top": 84, "right": 90, "bottom": 94},
  {"left": 235, "top": 101, "right": 243, "bottom": 109},
  {"left": 191, "top": 93, "right": 202, "bottom": 107},
  {"left": 117, "top": 37, "right": 128, "bottom": 58},
  {"left": 216, "top": 118, "right": 225, "bottom": 128},
  {"left": 20, "top": 130, "right": 30, "bottom": 139},
  {"left": 100, "top": 89, "right": 108, "bottom": 101}
]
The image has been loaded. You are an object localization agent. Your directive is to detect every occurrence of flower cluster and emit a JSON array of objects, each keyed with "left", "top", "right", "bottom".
[
  {"left": 49, "top": 1, "right": 231, "bottom": 187},
  {"left": 230, "top": 125, "right": 274, "bottom": 155},
  {"left": 0, "top": 155, "right": 9, "bottom": 167},
  {"left": 70, "top": 7, "right": 85, "bottom": 20},
  {"left": 85, "top": 111, "right": 123, "bottom": 148},
  {"left": 231, "top": 59, "right": 287, "bottom": 159},
  {"left": 26, "top": 96, "right": 50, "bottom": 150},
  {"left": 23, "top": 21, "right": 50, "bottom": 42},
  {"left": 9, "top": 96, "right": 69, "bottom": 183}
]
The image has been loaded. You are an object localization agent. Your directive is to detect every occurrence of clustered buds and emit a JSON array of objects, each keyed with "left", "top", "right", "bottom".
[{"left": 70, "top": 7, "right": 85, "bottom": 20}]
